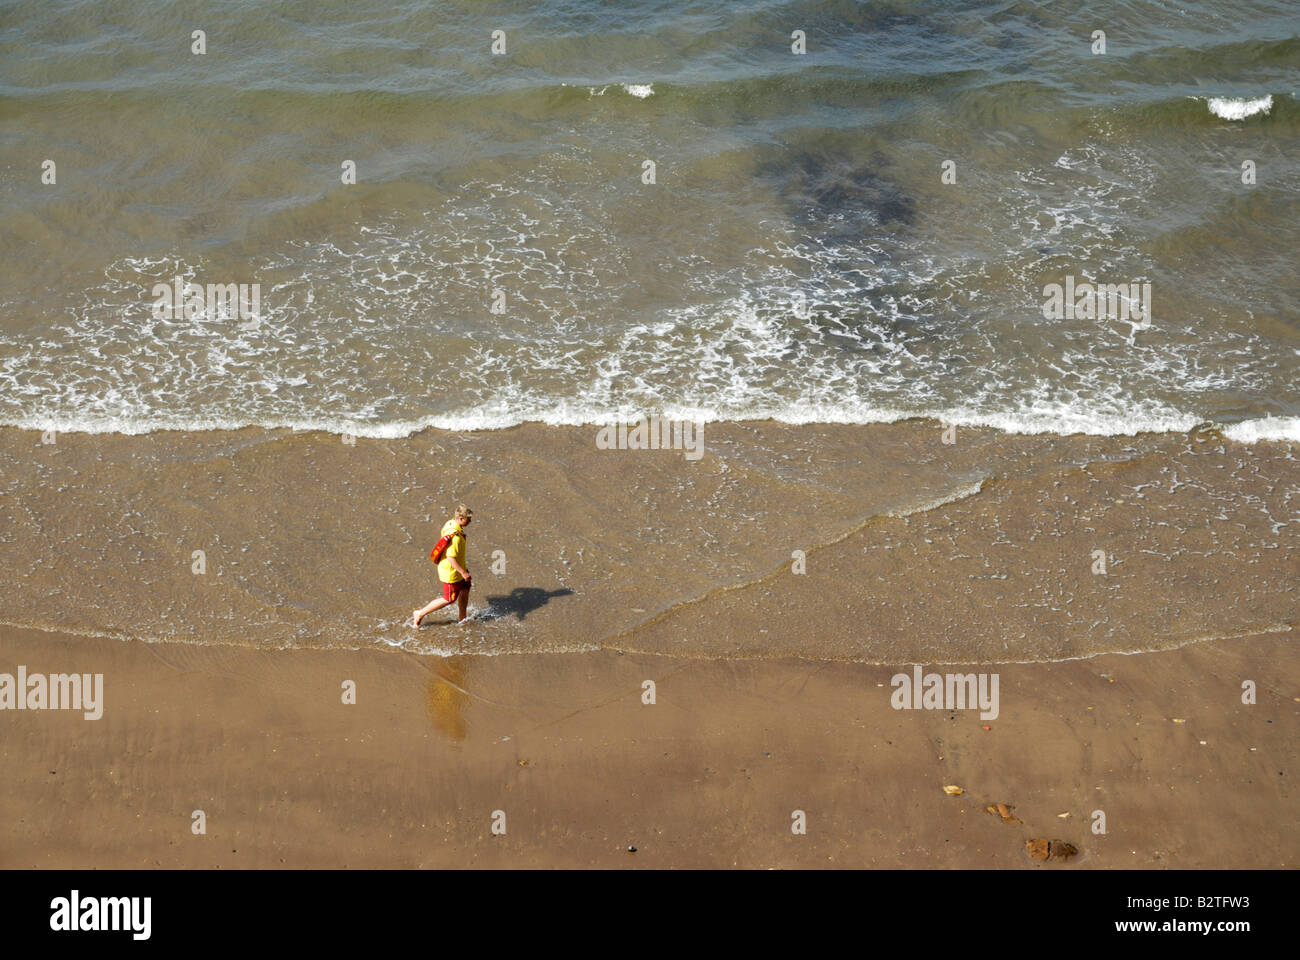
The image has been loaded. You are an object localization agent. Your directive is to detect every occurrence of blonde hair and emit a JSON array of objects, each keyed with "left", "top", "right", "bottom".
[{"left": 455, "top": 504, "right": 473, "bottom": 519}]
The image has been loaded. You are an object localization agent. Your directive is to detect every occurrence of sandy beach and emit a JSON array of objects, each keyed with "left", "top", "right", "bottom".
[
  {"left": 1, "top": 622, "right": 1294, "bottom": 868},
  {"left": 1, "top": 418, "right": 1296, "bottom": 868}
]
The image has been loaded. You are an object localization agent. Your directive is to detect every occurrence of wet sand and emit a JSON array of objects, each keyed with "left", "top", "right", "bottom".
[
  {"left": 0, "top": 623, "right": 1294, "bottom": 868},
  {"left": 2, "top": 421, "right": 1295, "bottom": 663}
]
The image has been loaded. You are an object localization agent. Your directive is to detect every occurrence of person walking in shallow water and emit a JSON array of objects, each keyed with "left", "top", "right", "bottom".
[{"left": 413, "top": 504, "right": 473, "bottom": 626}]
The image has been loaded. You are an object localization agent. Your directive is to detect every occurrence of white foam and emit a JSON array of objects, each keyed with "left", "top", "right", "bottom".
[
  {"left": 1222, "top": 417, "right": 1300, "bottom": 443},
  {"left": 2, "top": 398, "right": 1219, "bottom": 440},
  {"left": 931, "top": 404, "right": 1200, "bottom": 438},
  {"left": 0, "top": 171, "right": 1289, "bottom": 448},
  {"left": 580, "top": 83, "right": 654, "bottom": 98},
  {"left": 1204, "top": 95, "right": 1273, "bottom": 120}
]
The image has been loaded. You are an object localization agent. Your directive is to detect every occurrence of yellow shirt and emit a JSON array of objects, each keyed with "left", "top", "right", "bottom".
[{"left": 436, "top": 519, "right": 468, "bottom": 583}]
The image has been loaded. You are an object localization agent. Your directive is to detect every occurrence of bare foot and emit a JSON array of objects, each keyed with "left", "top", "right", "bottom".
[{"left": 412, "top": 610, "right": 424, "bottom": 628}]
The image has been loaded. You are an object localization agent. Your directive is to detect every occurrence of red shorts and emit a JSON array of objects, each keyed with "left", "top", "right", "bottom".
[{"left": 442, "top": 579, "right": 470, "bottom": 602}]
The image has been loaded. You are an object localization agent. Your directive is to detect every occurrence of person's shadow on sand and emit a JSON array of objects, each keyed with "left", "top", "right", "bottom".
[{"left": 484, "top": 586, "right": 573, "bottom": 621}]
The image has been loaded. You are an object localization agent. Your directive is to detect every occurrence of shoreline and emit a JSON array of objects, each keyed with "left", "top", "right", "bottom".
[
  {"left": 1, "top": 623, "right": 1294, "bottom": 868},
  {"left": 6, "top": 414, "right": 1299, "bottom": 444}
]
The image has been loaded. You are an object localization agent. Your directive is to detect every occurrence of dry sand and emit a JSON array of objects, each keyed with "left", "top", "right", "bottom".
[{"left": 1, "top": 623, "right": 1294, "bottom": 868}]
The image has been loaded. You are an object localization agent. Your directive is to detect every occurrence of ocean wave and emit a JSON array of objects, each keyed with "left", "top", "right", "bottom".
[
  {"left": 561, "top": 81, "right": 655, "bottom": 99},
  {"left": 1203, "top": 94, "right": 1273, "bottom": 119},
  {"left": 1221, "top": 416, "right": 1300, "bottom": 443}
]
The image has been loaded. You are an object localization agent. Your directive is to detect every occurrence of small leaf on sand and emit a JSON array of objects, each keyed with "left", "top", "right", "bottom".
[{"left": 942, "top": 785, "right": 963, "bottom": 796}]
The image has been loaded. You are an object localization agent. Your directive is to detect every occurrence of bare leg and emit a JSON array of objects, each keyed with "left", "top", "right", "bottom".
[
  {"left": 457, "top": 586, "right": 470, "bottom": 623},
  {"left": 413, "top": 596, "right": 451, "bottom": 627}
]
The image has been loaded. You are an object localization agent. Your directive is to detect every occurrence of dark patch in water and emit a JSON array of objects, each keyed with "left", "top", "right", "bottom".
[
  {"left": 760, "top": 147, "right": 917, "bottom": 233},
  {"left": 749, "top": 142, "right": 942, "bottom": 366}
]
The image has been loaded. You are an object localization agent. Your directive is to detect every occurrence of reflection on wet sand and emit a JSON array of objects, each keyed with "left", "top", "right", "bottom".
[{"left": 425, "top": 658, "right": 469, "bottom": 743}]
